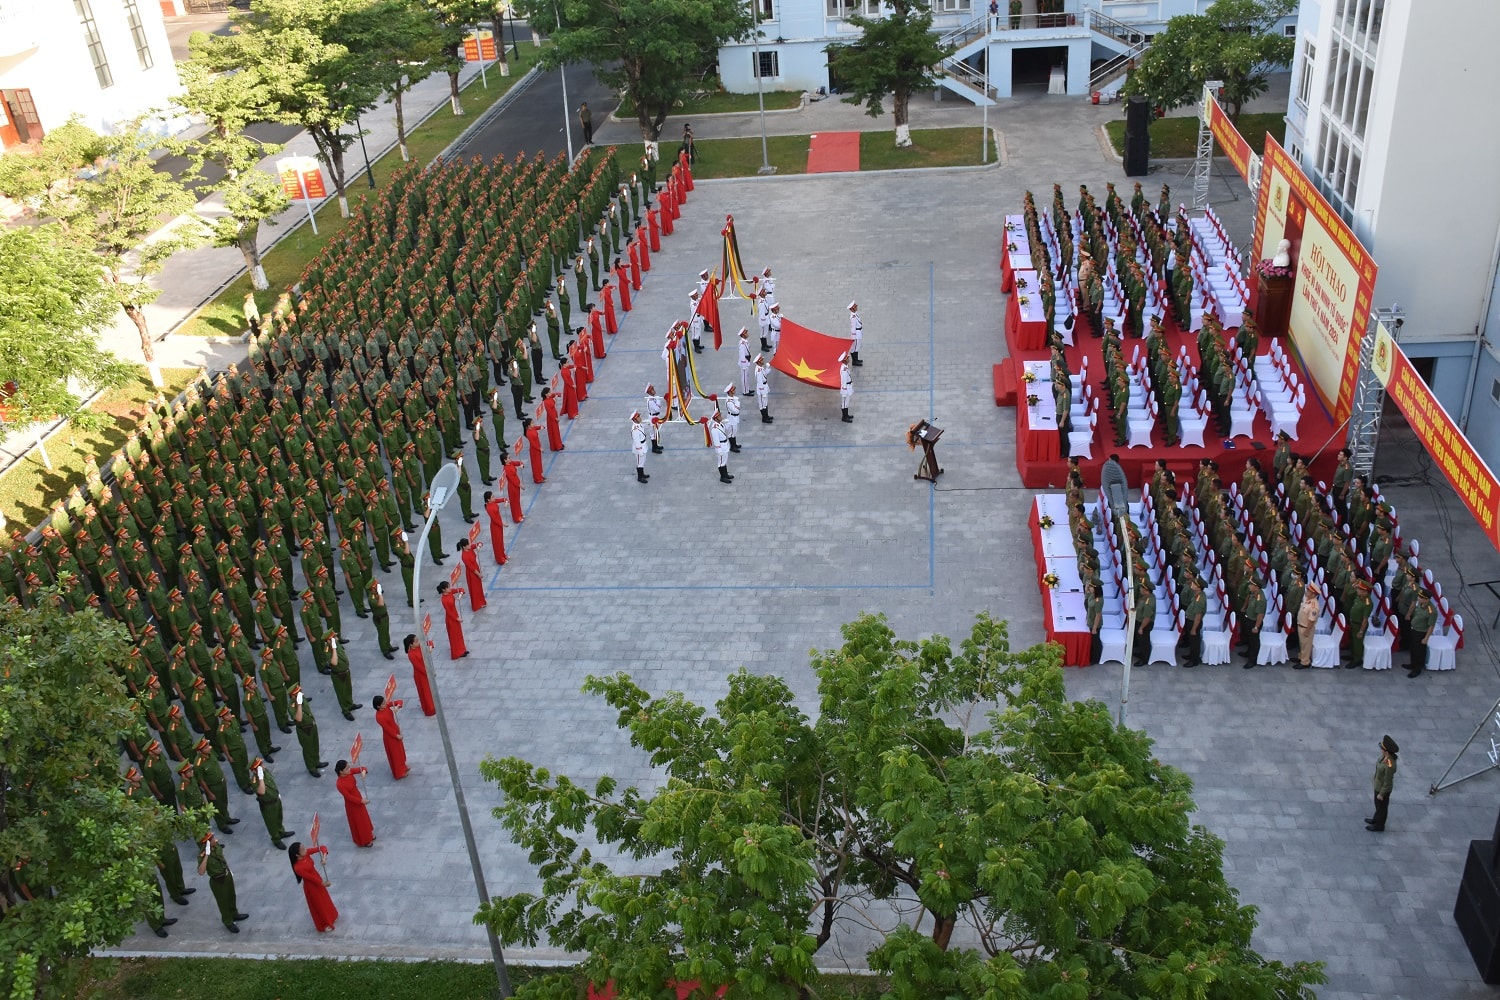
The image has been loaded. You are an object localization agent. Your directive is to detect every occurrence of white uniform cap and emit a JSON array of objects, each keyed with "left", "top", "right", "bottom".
[
  {"left": 754, "top": 354, "right": 764, "bottom": 363},
  {"left": 738, "top": 327, "right": 749, "bottom": 337},
  {"left": 723, "top": 384, "right": 735, "bottom": 395},
  {"left": 847, "top": 301, "right": 858, "bottom": 311},
  {"left": 770, "top": 304, "right": 780, "bottom": 312},
  {"left": 631, "top": 410, "right": 641, "bottom": 420},
  {"left": 698, "top": 269, "right": 710, "bottom": 279},
  {"left": 762, "top": 267, "right": 772, "bottom": 276}
]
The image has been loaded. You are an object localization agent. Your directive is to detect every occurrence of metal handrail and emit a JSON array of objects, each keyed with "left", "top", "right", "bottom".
[
  {"left": 938, "top": 10, "right": 990, "bottom": 48},
  {"left": 1090, "top": 52, "right": 1136, "bottom": 91},
  {"left": 943, "top": 59, "right": 995, "bottom": 101}
]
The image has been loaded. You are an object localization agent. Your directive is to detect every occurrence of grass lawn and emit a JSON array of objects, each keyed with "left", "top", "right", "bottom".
[
  {"left": 1103, "top": 111, "right": 1285, "bottom": 160},
  {"left": 177, "top": 44, "right": 544, "bottom": 338},
  {"left": 690, "top": 127, "right": 990, "bottom": 179},
  {"left": 616, "top": 90, "right": 804, "bottom": 118},
  {"left": 77, "top": 957, "right": 889, "bottom": 999},
  {"left": 0, "top": 368, "right": 201, "bottom": 532}
]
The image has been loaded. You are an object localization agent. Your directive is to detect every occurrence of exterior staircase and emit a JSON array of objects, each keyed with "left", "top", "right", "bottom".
[
  {"left": 936, "top": 11, "right": 997, "bottom": 106},
  {"left": 1087, "top": 8, "right": 1151, "bottom": 94}
]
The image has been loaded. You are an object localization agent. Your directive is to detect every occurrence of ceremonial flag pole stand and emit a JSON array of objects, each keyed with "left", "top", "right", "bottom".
[{"left": 1430, "top": 696, "right": 1500, "bottom": 794}]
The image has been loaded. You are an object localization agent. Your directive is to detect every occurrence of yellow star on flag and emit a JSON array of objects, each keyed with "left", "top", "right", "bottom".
[{"left": 790, "top": 357, "right": 826, "bottom": 381}]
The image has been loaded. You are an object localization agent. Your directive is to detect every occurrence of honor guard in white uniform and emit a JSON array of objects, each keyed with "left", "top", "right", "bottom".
[
  {"left": 768, "top": 304, "right": 782, "bottom": 353},
  {"left": 696, "top": 269, "right": 714, "bottom": 334},
  {"left": 839, "top": 353, "right": 854, "bottom": 422},
  {"left": 756, "top": 290, "right": 772, "bottom": 352},
  {"left": 721, "top": 384, "right": 742, "bottom": 453},
  {"left": 644, "top": 384, "right": 666, "bottom": 452},
  {"left": 737, "top": 328, "right": 753, "bottom": 394},
  {"left": 630, "top": 412, "right": 650, "bottom": 482},
  {"left": 688, "top": 289, "right": 704, "bottom": 353},
  {"left": 709, "top": 410, "right": 733, "bottom": 483},
  {"left": 755, "top": 355, "right": 773, "bottom": 423},
  {"left": 760, "top": 267, "right": 777, "bottom": 308},
  {"left": 847, "top": 301, "right": 864, "bottom": 366}
]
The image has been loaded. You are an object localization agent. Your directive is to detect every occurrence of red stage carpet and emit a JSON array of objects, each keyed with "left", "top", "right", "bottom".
[
  {"left": 806, "top": 132, "right": 860, "bottom": 173},
  {"left": 1003, "top": 307, "right": 1340, "bottom": 490}
]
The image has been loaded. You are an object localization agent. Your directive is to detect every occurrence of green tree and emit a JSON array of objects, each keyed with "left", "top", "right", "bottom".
[
  {"left": 510, "top": 0, "right": 754, "bottom": 143},
  {"left": 0, "top": 119, "right": 204, "bottom": 387},
  {"left": 0, "top": 589, "right": 197, "bottom": 1000},
  {"left": 479, "top": 613, "right": 1324, "bottom": 999},
  {"left": 1123, "top": 0, "right": 1295, "bottom": 118},
  {"left": 195, "top": 0, "right": 397, "bottom": 218},
  {"left": 826, "top": 0, "right": 956, "bottom": 148},
  {"left": 372, "top": 0, "right": 447, "bottom": 160},
  {"left": 427, "top": 0, "right": 493, "bottom": 117},
  {"left": 0, "top": 225, "right": 129, "bottom": 431},
  {"left": 169, "top": 58, "right": 291, "bottom": 291}
]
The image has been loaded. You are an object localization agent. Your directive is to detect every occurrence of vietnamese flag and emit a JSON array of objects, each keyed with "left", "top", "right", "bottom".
[
  {"left": 770, "top": 318, "right": 854, "bottom": 389},
  {"left": 696, "top": 274, "right": 722, "bottom": 350}
]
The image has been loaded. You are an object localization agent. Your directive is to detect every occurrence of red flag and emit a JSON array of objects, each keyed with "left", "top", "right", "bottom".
[
  {"left": 769, "top": 319, "right": 854, "bottom": 389},
  {"left": 350, "top": 733, "right": 363, "bottom": 764},
  {"left": 384, "top": 674, "right": 398, "bottom": 701},
  {"left": 696, "top": 275, "right": 722, "bottom": 350},
  {"left": 309, "top": 813, "right": 321, "bottom": 846}
]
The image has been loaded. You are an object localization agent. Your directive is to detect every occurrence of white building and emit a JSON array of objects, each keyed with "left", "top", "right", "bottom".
[
  {"left": 1283, "top": 0, "right": 1500, "bottom": 463},
  {"left": 0, "top": 0, "right": 181, "bottom": 152},
  {"left": 719, "top": 0, "right": 1294, "bottom": 103}
]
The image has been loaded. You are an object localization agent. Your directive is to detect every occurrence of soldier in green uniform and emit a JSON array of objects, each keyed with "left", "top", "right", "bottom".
[
  {"left": 162, "top": 704, "right": 196, "bottom": 763},
  {"left": 252, "top": 757, "right": 294, "bottom": 850},
  {"left": 1180, "top": 577, "right": 1206, "bottom": 668},
  {"left": 242, "top": 673, "right": 280, "bottom": 759},
  {"left": 328, "top": 633, "right": 361, "bottom": 720},
  {"left": 188, "top": 738, "right": 237, "bottom": 834},
  {"left": 260, "top": 645, "right": 293, "bottom": 734},
  {"left": 142, "top": 739, "right": 178, "bottom": 811},
  {"left": 394, "top": 531, "right": 417, "bottom": 608},
  {"left": 291, "top": 685, "right": 328, "bottom": 777},
  {"left": 453, "top": 449, "right": 476, "bottom": 523},
  {"left": 1131, "top": 578, "right": 1155, "bottom": 667},
  {"left": 175, "top": 757, "right": 206, "bottom": 818},
  {"left": 1239, "top": 583, "right": 1266, "bottom": 668},
  {"left": 214, "top": 705, "right": 254, "bottom": 794},
  {"left": 473, "top": 417, "right": 493, "bottom": 486},
  {"left": 369, "top": 579, "right": 397, "bottom": 659},
  {"left": 1367, "top": 734, "right": 1398, "bottom": 832},
  {"left": 1344, "top": 578, "right": 1374, "bottom": 668},
  {"left": 196, "top": 832, "right": 248, "bottom": 933}
]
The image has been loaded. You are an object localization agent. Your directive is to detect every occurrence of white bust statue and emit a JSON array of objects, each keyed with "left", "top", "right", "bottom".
[{"left": 1272, "top": 238, "right": 1292, "bottom": 268}]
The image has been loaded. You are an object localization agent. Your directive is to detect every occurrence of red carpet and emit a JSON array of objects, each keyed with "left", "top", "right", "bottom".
[
  {"left": 806, "top": 132, "right": 860, "bottom": 173},
  {"left": 1006, "top": 309, "right": 1340, "bottom": 490}
]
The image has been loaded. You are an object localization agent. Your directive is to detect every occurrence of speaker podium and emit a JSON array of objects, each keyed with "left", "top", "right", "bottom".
[
  {"left": 1124, "top": 96, "right": 1150, "bottom": 177},
  {"left": 1455, "top": 839, "right": 1500, "bottom": 983}
]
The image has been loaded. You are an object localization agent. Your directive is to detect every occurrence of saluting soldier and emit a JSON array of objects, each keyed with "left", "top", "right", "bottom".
[
  {"left": 196, "top": 832, "right": 248, "bottom": 933},
  {"left": 242, "top": 673, "right": 280, "bottom": 760},
  {"left": 839, "top": 354, "right": 854, "bottom": 423},
  {"left": 328, "top": 633, "right": 361, "bottom": 721},
  {"left": 252, "top": 757, "right": 294, "bottom": 850},
  {"left": 369, "top": 579, "right": 397, "bottom": 659},
  {"left": 291, "top": 685, "right": 328, "bottom": 778},
  {"left": 193, "top": 738, "right": 239, "bottom": 834},
  {"left": 215, "top": 705, "right": 254, "bottom": 795}
]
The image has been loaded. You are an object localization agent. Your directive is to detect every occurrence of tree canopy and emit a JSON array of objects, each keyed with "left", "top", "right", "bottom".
[
  {"left": 479, "top": 613, "right": 1324, "bottom": 999},
  {"left": 169, "top": 58, "right": 291, "bottom": 291},
  {"left": 0, "top": 225, "right": 128, "bottom": 429},
  {"left": 0, "top": 590, "right": 192, "bottom": 1000},
  {"left": 1122, "top": 0, "right": 1296, "bottom": 118},
  {"left": 510, "top": 0, "right": 755, "bottom": 142},
  {"left": 827, "top": 0, "right": 956, "bottom": 148},
  {"left": 0, "top": 118, "right": 204, "bottom": 384}
]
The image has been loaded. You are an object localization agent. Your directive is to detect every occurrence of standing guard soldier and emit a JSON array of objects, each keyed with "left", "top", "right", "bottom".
[
  {"left": 253, "top": 758, "right": 294, "bottom": 850},
  {"left": 196, "top": 832, "right": 249, "bottom": 933}
]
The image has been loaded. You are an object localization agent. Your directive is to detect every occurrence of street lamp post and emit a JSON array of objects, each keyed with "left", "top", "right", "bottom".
[
  {"left": 411, "top": 463, "right": 513, "bottom": 998},
  {"left": 750, "top": 0, "right": 775, "bottom": 175}
]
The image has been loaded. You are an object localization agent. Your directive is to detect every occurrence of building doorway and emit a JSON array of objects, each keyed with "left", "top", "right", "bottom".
[
  {"left": 1011, "top": 46, "right": 1066, "bottom": 92},
  {"left": 0, "top": 90, "right": 42, "bottom": 146}
]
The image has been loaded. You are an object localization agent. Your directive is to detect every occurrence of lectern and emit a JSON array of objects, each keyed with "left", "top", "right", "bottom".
[{"left": 911, "top": 421, "right": 944, "bottom": 481}]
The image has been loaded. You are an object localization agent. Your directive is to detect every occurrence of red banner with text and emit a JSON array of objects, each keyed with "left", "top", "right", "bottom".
[
  {"left": 1204, "top": 94, "right": 1252, "bottom": 184},
  {"left": 1372, "top": 325, "right": 1500, "bottom": 551},
  {"left": 1252, "top": 136, "right": 1377, "bottom": 423}
]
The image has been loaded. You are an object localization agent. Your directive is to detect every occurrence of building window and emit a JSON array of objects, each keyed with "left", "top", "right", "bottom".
[
  {"left": 1284, "top": 23, "right": 1296, "bottom": 36},
  {"left": 939, "top": 0, "right": 973, "bottom": 10},
  {"left": 123, "top": 0, "right": 154, "bottom": 71},
  {"left": 753, "top": 50, "right": 780, "bottom": 78},
  {"left": 74, "top": 0, "right": 113, "bottom": 89},
  {"left": 827, "top": 0, "right": 880, "bottom": 16},
  {"left": 1295, "top": 42, "right": 1315, "bottom": 107}
]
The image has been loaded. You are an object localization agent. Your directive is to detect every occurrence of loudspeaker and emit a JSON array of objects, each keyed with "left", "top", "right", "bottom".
[
  {"left": 1455, "top": 840, "right": 1500, "bottom": 983},
  {"left": 1123, "top": 96, "right": 1150, "bottom": 177}
]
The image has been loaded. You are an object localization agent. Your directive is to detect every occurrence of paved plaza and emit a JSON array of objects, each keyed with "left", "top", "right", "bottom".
[{"left": 97, "top": 91, "right": 1500, "bottom": 1000}]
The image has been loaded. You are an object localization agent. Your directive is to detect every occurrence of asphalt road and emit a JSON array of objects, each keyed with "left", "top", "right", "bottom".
[{"left": 447, "top": 60, "right": 621, "bottom": 163}]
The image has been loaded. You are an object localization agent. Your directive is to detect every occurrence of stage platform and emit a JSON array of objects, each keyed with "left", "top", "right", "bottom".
[{"left": 1002, "top": 308, "right": 1340, "bottom": 491}]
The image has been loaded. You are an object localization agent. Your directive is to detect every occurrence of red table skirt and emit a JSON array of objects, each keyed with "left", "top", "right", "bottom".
[
  {"left": 1006, "top": 294, "right": 1047, "bottom": 351},
  {"left": 1029, "top": 501, "right": 1090, "bottom": 666},
  {"left": 1020, "top": 399, "right": 1060, "bottom": 464}
]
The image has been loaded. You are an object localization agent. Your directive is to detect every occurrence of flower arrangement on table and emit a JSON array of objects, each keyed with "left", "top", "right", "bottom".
[
  {"left": 1021, "top": 370, "right": 1037, "bottom": 384},
  {"left": 1256, "top": 258, "right": 1293, "bottom": 279},
  {"left": 1018, "top": 295, "right": 1030, "bottom": 305},
  {"left": 1043, "top": 572, "right": 1061, "bottom": 589},
  {"left": 1007, "top": 241, "right": 1018, "bottom": 252},
  {"left": 1039, "top": 515, "right": 1055, "bottom": 529},
  {"left": 1026, "top": 393, "right": 1040, "bottom": 407},
  {"left": 1016, "top": 275, "right": 1029, "bottom": 290}
]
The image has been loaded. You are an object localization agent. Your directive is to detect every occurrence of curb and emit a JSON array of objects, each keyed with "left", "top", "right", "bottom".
[
  {"left": 607, "top": 94, "right": 807, "bottom": 125},
  {"left": 439, "top": 64, "right": 545, "bottom": 162},
  {"left": 693, "top": 127, "right": 1006, "bottom": 182}
]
